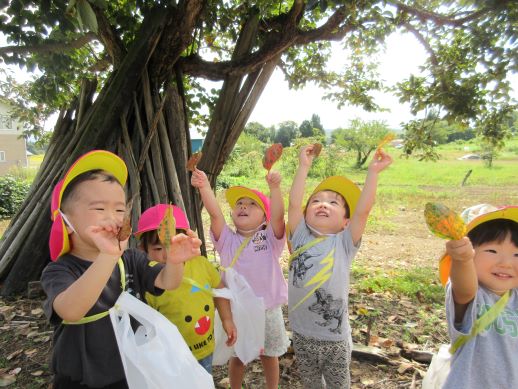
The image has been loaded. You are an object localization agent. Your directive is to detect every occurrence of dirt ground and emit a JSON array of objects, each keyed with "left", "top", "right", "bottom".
[{"left": 0, "top": 204, "right": 447, "bottom": 389}]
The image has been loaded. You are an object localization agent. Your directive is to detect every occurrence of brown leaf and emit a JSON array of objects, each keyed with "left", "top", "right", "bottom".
[
  {"left": 187, "top": 152, "right": 202, "bottom": 172},
  {"left": 311, "top": 143, "right": 323, "bottom": 157},
  {"left": 24, "top": 349, "right": 37, "bottom": 357},
  {"left": 0, "top": 374, "right": 16, "bottom": 386},
  {"left": 117, "top": 201, "right": 133, "bottom": 249},
  {"left": 30, "top": 370, "right": 44, "bottom": 377},
  {"left": 6, "top": 350, "right": 22, "bottom": 361},
  {"left": 30, "top": 308, "right": 43, "bottom": 317},
  {"left": 262, "top": 143, "right": 283, "bottom": 171},
  {"left": 7, "top": 368, "right": 20, "bottom": 376}
]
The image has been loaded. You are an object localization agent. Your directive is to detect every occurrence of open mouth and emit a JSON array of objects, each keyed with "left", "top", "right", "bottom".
[
  {"left": 194, "top": 316, "right": 211, "bottom": 335},
  {"left": 492, "top": 272, "right": 513, "bottom": 279}
]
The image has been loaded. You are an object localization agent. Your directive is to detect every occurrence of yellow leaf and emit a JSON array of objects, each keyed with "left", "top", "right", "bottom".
[
  {"left": 158, "top": 205, "right": 176, "bottom": 250},
  {"left": 424, "top": 203, "right": 466, "bottom": 240},
  {"left": 376, "top": 133, "right": 395, "bottom": 152}
]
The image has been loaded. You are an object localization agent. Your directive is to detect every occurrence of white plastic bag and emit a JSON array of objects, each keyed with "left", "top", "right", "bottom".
[
  {"left": 212, "top": 288, "right": 235, "bottom": 366},
  {"left": 109, "top": 292, "right": 214, "bottom": 389},
  {"left": 213, "top": 268, "right": 265, "bottom": 365},
  {"left": 422, "top": 344, "right": 451, "bottom": 389}
]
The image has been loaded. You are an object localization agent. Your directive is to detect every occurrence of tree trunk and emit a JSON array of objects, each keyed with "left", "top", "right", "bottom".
[{"left": 0, "top": 11, "right": 278, "bottom": 296}]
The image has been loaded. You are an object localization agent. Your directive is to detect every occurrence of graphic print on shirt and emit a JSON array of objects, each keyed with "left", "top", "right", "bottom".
[
  {"left": 187, "top": 283, "right": 212, "bottom": 337},
  {"left": 252, "top": 229, "right": 268, "bottom": 253},
  {"left": 289, "top": 249, "right": 315, "bottom": 287},
  {"left": 291, "top": 248, "right": 335, "bottom": 311},
  {"left": 477, "top": 303, "right": 518, "bottom": 338},
  {"left": 308, "top": 288, "right": 345, "bottom": 334}
]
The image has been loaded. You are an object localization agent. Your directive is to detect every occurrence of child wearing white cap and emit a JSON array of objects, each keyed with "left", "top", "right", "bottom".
[
  {"left": 440, "top": 205, "right": 518, "bottom": 388},
  {"left": 288, "top": 144, "right": 392, "bottom": 389},
  {"left": 191, "top": 168, "right": 289, "bottom": 389}
]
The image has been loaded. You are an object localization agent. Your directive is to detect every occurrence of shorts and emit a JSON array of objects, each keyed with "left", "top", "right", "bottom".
[
  {"left": 263, "top": 305, "right": 290, "bottom": 357},
  {"left": 293, "top": 331, "right": 351, "bottom": 389},
  {"left": 231, "top": 305, "right": 289, "bottom": 359}
]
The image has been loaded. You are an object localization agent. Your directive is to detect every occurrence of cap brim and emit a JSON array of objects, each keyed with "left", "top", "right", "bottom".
[
  {"left": 438, "top": 206, "right": 518, "bottom": 286},
  {"left": 310, "top": 176, "right": 361, "bottom": 217},
  {"left": 226, "top": 187, "right": 267, "bottom": 216}
]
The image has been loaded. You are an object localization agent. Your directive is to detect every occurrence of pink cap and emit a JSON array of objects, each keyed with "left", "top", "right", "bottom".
[{"left": 135, "top": 204, "right": 190, "bottom": 237}]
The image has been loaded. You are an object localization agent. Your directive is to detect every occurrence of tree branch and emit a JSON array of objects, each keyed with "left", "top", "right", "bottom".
[
  {"left": 402, "top": 22, "right": 438, "bottom": 66},
  {"left": 389, "top": 0, "right": 492, "bottom": 27},
  {"left": 180, "top": 6, "right": 353, "bottom": 80},
  {"left": 0, "top": 33, "right": 98, "bottom": 57},
  {"left": 91, "top": 4, "right": 126, "bottom": 66}
]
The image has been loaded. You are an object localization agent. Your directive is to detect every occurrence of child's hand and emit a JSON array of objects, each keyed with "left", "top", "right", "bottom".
[
  {"left": 299, "top": 145, "right": 315, "bottom": 168},
  {"left": 86, "top": 221, "right": 127, "bottom": 257},
  {"left": 446, "top": 237, "right": 475, "bottom": 263},
  {"left": 266, "top": 171, "right": 281, "bottom": 189},
  {"left": 166, "top": 229, "right": 202, "bottom": 264},
  {"left": 222, "top": 318, "right": 237, "bottom": 346},
  {"left": 369, "top": 149, "right": 393, "bottom": 173},
  {"left": 191, "top": 168, "right": 210, "bottom": 190}
]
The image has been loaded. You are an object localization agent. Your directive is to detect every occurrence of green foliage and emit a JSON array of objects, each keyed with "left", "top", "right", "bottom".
[
  {"left": 0, "top": 175, "right": 31, "bottom": 220},
  {"left": 274, "top": 120, "right": 299, "bottom": 147},
  {"left": 332, "top": 119, "right": 391, "bottom": 168},
  {"left": 352, "top": 264, "right": 444, "bottom": 304}
]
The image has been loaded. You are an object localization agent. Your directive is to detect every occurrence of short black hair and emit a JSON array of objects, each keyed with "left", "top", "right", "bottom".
[
  {"left": 139, "top": 228, "right": 187, "bottom": 253},
  {"left": 61, "top": 170, "right": 123, "bottom": 211},
  {"left": 468, "top": 219, "right": 518, "bottom": 247}
]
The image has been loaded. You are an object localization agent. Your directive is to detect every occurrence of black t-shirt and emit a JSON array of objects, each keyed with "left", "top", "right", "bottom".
[{"left": 41, "top": 248, "right": 164, "bottom": 387}]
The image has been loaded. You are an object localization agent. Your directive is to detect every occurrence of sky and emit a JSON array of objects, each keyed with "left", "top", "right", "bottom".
[
  {"left": 2, "top": 31, "right": 517, "bottom": 134},
  {"left": 249, "top": 33, "right": 430, "bottom": 131}
]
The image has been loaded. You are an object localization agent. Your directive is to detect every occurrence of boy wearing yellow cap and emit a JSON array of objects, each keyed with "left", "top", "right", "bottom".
[
  {"left": 191, "top": 168, "right": 289, "bottom": 389},
  {"left": 288, "top": 144, "right": 392, "bottom": 389},
  {"left": 440, "top": 205, "right": 518, "bottom": 388},
  {"left": 40, "top": 150, "right": 202, "bottom": 389}
]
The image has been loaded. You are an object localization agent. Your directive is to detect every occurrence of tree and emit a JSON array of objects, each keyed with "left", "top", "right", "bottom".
[
  {"left": 332, "top": 119, "right": 391, "bottom": 168},
  {"left": 274, "top": 120, "right": 299, "bottom": 147},
  {"left": 299, "top": 113, "right": 325, "bottom": 137},
  {"left": 0, "top": 1, "right": 517, "bottom": 294},
  {"left": 244, "top": 121, "right": 272, "bottom": 143}
]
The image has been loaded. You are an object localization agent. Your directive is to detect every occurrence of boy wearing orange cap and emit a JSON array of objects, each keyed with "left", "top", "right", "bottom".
[
  {"left": 40, "top": 150, "right": 202, "bottom": 389},
  {"left": 135, "top": 204, "right": 237, "bottom": 374},
  {"left": 288, "top": 144, "right": 392, "bottom": 389},
  {"left": 191, "top": 168, "right": 289, "bottom": 389},
  {"left": 440, "top": 205, "right": 518, "bottom": 388}
]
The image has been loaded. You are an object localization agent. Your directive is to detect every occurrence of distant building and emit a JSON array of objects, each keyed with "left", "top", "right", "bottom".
[
  {"left": 0, "top": 98, "right": 28, "bottom": 175},
  {"left": 191, "top": 128, "right": 205, "bottom": 152}
]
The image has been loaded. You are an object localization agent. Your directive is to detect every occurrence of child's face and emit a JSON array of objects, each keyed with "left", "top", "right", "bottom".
[
  {"left": 305, "top": 190, "right": 348, "bottom": 234},
  {"left": 147, "top": 243, "right": 166, "bottom": 263},
  {"left": 63, "top": 178, "right": 126, "bottom": 251},
  {"left": 474, "top": 234, "right": 518, "bottom": 295},
  {"left": 231, "top": 197, "right": 265, "bottom": 233}
]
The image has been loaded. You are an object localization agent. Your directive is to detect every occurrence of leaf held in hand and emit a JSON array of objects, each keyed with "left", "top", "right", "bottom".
[
  {"left": 187, "top": 152, "right": 202, "bottom": 172},
  {"left": 117, "top": 201, "right": 133, "bottom": 249},
  {"left": 424, "top": 203, "right": 466, "bottom": 240},
  {"left": 262, "top": 143, "right": 283, "bottom": 171},
  {"left": 158, "top": 205, "right": 176, "bottom": 250},
  {"left": 377, "top": 133, "right": 395, "bottom": 152},
  {"left": 311, "top": 143, "right": 323, "bottom": 157}
]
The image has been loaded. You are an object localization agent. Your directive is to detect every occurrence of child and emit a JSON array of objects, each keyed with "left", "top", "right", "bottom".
[
  {"left": 135, "top": 203, "right": 237, "bottom": 374},
  {"left": 41, "top": 150, "right": 202, "bottom": 389},
  {"left": 288, "top": 144, "right": 392, "bottom": 389},
  {"left": 441, "top": 205, "right": 518, "bottom": 388},
  {"left": 191, "top": 168, "right": 289, "bottom": 389}
]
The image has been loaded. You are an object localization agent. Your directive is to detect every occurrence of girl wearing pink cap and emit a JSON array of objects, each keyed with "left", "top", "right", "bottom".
[
  {"left": 135, "top": 204, "right": 237, "bottom": 375},
  {"left": 191, "top": 168, "right": 289, "bottom": 389}
]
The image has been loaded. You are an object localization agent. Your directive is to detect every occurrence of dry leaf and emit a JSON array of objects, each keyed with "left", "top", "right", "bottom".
[
  {"left": 117, "top": 201, "right": 133, "bottom": 249},
  {"left": 24, "top": 349, "right": 37, "bottom": 357},
  {"left": 187, "top": 152, "right": 202, "bottom": 172},
  {"left": 6, "top": 350, "right": 22, "bottom": 361},
  {"left": 0, "top": 374, "right": 16, "bottom": 386},
  {"left": 7, "top": 368, "right": 20, "bottom": 376},
  {"left": 158, "top": 205, "right": 176, "bottom": 251},
  {"left": 424, "top": 203, "right": 466, "bottom": 240},
  {"left": 262, "top": 143, "right": 283, "bottom": 171},
  {"left": 30, "top": 308, "right": 43, "bottom": 317},
  {"left": 311, "top": 143, "right": 323, "bottom": 157},
  {"left": 377, "top": 133, "right": 395, "bottom": 152},
  {"left": 30, "top": 370, "right": 43, "bottom": 377}
]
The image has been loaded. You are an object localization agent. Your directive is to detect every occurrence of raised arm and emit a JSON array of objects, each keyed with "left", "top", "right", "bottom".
[
  {"left": 446, "top": 237, "right": 478, "bottom": 321},
  {"left": 266, "top": 171, "right": 285, "bottom": 239},
  {"left": 349, "top": 149, "right": 392, "bottom": 245},
  {"left": 288, "top": 145, "right": 315, "bottom": 235},
  {"left": 155, "top": 229, "right": 202, "bottom": 290},
  {"left": 191, "top": 168, "right": 226, "bottom": 240}
]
